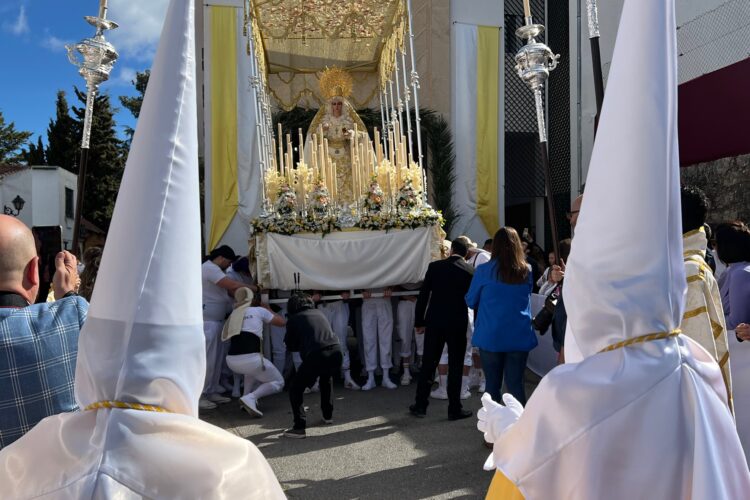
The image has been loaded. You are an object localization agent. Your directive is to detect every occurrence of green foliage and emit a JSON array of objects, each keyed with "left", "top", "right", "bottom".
[
  {"left": 45, "top": 91, "right": 78, "bottom": 173},
  {"left": 72, "top": 87, "right": 127, "bottom": 230},
  {"left": 273, "top": 106, "right": 457, "bottom": 234},
  {"left": 23, "top": 136, "right": 46, "bottom": 165},
  {"left": 0, "top": 110, "right": 32, "bottom": 164},
  {"left": 119, "top": 70, "right": 150, "bottom": 141}
]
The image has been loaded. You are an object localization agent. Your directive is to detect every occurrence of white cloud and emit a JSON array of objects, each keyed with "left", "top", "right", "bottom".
[
  {"left": 113, "top": 66, "right": 138, "bottom": 87},
  {"left": 107, "top": 0, "right": 169, "bottom": 62},
  {"left": 41, "top": 34, "right": 73, "bottom": 53},
  {"left": 3, "top": 5, "right": 29, "bottom": 36}
]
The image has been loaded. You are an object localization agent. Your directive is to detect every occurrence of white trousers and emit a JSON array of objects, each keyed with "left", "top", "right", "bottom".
[
  {"left": 319, "top": 300, "right": 351, "bottom": 369},
  {"left": 438, "top": 311, "right": 474, "bottom": 366},
  {"left": 202, "top": 320, "right": 225, "bottom": 395},
  {"left": 397, "top": 300, "right": 419, "bottom": 358},
  {"left": 266, "top": 304, "right": 287, "bottom": 373},
  {"left": 226, "top": 353, "right": 284, "bottom": 400},
  {"left": 362, "top": 298, "right": 393, "bottom": 371}
]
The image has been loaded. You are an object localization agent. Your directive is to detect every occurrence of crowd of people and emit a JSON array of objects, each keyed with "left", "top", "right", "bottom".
[{"left": 1, "top": 184, "right": 748, "bottom": 448}]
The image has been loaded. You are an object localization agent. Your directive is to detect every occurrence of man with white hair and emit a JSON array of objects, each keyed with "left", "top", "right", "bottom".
[{"left": 0, "top": 1, "right": 283, "bottom": 496}]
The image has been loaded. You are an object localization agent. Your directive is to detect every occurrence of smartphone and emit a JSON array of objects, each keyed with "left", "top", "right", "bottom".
[{"left": 32, "top": 226, "right": 63, "bottom": 303}]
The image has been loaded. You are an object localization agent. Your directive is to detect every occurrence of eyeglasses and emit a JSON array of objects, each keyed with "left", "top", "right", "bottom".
[{"left": 566, "top": 210, "right": 580, "bottom": 220}]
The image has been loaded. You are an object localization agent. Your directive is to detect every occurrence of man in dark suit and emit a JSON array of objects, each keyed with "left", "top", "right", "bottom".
[{"left": 410, "top": 239, "right": 475, "bottom": 420}]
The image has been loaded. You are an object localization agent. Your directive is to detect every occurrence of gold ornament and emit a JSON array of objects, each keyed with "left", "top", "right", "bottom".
[{"left": 319, "top": 66, "right": 354, "bottom": 100}]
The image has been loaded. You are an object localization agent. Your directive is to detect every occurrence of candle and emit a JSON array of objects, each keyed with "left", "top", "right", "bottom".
[
  {"left": 523, "top": 0, "right": 531, "bottom": 18},
  {"left": 277, "top": 124, "right": 284, "bottom": 176},
  {"left": 298, "top": 128, "right": 304, "bottom": 164}
]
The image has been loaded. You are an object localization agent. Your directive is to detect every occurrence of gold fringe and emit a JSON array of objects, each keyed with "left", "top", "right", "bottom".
[
  {"left": 85, "top": 401, "right": 170, "bottom": 413},
  {"left": 599, "top": 330, "right": 681, "bottom": 354}
]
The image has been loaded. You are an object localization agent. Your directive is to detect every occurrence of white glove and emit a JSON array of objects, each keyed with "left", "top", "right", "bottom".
[{"left": 477, "top": 393, "right": 525, "bottom": 470}]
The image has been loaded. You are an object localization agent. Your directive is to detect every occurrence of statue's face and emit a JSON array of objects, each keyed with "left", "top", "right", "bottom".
[{"left": 331, "top": 100, "right": 343, "bottom": 117}]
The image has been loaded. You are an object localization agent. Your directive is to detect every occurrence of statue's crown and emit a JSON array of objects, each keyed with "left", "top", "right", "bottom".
[{"left": 319, "top": 67, "right": 353, "bottom": 100}]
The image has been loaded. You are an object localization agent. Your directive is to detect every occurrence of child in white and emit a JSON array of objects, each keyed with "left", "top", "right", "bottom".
[{"left": 224, "top": 289, "right": 286, "bottom": 417}]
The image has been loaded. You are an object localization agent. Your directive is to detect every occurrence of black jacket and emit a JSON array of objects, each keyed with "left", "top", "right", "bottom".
[
  {"left": 414, "top": 255, "right": 474, "bottom": 333},
  {"left": 284, "top": 308, "right": 340, "bottom": 361}
]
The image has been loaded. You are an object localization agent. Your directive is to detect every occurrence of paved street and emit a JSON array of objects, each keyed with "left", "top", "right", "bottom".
[
  {"left": 202, "top": 380, "right": 492, "bottom": 499},
  {"left": 202, "top": 373, "right": 540, "bottom": 499}
]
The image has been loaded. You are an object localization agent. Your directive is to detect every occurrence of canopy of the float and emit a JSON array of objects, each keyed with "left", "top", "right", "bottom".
[{"left": 249, "top": 0, "right": 406, "bottom": 110}]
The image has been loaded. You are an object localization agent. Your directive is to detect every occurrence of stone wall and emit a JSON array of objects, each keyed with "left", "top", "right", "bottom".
[{"left": 680, "top": 153, "right": 750, "bottom": 225}]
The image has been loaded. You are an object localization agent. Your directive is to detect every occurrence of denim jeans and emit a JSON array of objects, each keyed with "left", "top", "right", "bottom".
[{"left": 478, "top": 350, "right": 529, "bottom": 405}]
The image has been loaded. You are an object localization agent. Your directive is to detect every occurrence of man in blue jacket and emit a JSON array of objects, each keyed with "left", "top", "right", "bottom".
[{"left": 0, "top": 215, "right": 86, "bottom": 448}]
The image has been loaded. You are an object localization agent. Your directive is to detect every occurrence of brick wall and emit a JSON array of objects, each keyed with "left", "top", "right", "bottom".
[{"left": 680, "top": 153, "right": 750, "bottom": 225}]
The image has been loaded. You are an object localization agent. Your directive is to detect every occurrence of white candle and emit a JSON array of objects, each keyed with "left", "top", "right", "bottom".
[{"left": 523, "top": 0, "right": 531, "bottom": 18}]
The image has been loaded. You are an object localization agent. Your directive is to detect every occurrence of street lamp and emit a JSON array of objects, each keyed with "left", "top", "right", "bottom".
[{"left": 3, "top": 195, "right": 26, "bottom": 216}]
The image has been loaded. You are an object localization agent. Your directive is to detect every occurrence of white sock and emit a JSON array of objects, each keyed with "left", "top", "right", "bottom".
[
  {"left": 368, "top": 371, "right": 375, "bottom": 383},
  {"left": 462, "top": 375, "right": 470, "bottom": 390},
  {"left": 438, "top": 374, "right": 447, "bottom": 389},
  {"left": 403, "top": 364, "right": 411, "bottom": 378}
]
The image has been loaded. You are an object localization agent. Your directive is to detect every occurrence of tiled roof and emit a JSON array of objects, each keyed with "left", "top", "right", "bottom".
[{"left": 0, "top": 164, "right": 28, "bottom": 177}]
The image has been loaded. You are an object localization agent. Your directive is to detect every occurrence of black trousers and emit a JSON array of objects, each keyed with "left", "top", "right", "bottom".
[
  {"left": 414, "top": 326, "right": 467, "bottom": 415},
  {"left": 289, "top": 346, "right": 343, "bottom": 430}
]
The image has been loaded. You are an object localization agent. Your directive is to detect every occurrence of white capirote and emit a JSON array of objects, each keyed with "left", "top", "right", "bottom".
[{"left": 0, "top": 1, "right": 283, "bottom": 497}]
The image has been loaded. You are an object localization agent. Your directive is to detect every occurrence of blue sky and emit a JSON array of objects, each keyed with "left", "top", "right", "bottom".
[{"left": 0, "top": 0, "right": 169, "bottom": 145}]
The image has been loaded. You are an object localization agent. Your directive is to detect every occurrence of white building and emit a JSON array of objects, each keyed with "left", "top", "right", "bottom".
[{"left": 0, "top": 165, "right": 78, "bottom": 249}]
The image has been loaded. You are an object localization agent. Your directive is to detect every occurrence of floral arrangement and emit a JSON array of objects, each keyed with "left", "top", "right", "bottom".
[
  {"left": 357, "top": 209, "right": 443, "bottom": 232},
  {"left": 309, "top": 181, "right": 331, "bottom": 215},
  {"left": 250, "top": 213, "right": 342, "bottom": 237},
  {"left": 396, "top": 179, "right": 420, "bottom": 211},
  {"left": 363, "top": 176, "right": 384, "bottom": 213},
  {"left": 275, "top": 184, "right": 297, "bottom": 215}
]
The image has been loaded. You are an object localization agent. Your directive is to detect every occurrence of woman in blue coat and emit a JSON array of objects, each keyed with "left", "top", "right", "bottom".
[{"left": 466, "top": 227, "right": 537, "bottom": 404}]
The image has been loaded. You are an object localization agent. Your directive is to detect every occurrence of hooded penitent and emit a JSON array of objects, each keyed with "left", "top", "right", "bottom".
[
  {"left": 483, "top": 0, "right": 750, "bottom": 498},
  {"left": 0, "top": 0, "right": 284, "bottom": 497}
]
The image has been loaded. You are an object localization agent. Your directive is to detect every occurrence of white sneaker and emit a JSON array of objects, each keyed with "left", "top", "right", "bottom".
[
  {"left": 239, "top": 395, "right": 263, "bottom": 417},
  {"left": 199, "top": 398, "right": 217, "bottom": 410},
  {"left": 382, "top": 377, "right": 397, "bottom": 389},
  {"left": 344, "top": 378, "right": 361, "bottom": 390},
  {"left": 206, "top": 393, "right": 231, "bottom": 404},
  {"left": 468, "top": 370, "right": 481, "bottom": 389},
  {"left": 478, "top": 380, "right": 486, "bottom": 393},
  {"left": 400, "top": 373, "right": 412, "bottom": 386},
  {"left": 460, "top": 387, "right": 471, "bottom": 400},
  {"left": 362, "top": 378, "right": 376, "bottom": 391},
  {"left": 430, "top": 386, "right": 448, "bottom": 400}
]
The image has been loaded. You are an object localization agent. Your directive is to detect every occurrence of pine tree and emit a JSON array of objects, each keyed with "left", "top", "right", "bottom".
[
  {"left": 23, "top": 136, "right": 47, "bottom": 165},
  {"left": 0, "top": 110, "right": 32, "bottom": 164},
  {"left": 46, "top": 91, "right": 78, "bottom": 173},
  {"left": 71, "top": 87, "right": 126, "bottom": 230},
  {"left": 119, "top": 70, "right": 150, "bottom": 141}
]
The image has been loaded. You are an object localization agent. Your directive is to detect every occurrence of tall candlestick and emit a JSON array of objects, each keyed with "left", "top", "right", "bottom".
[
  {"left": 298, "top": 128, "right": 304, "bottom": 164},
  {"left": 277, "top": 124, "right": 284, "bottom": 176}
]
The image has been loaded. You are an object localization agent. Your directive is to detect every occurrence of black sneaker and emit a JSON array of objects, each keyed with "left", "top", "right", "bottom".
[
  {"left": 448, "top": 409, "right": 473, "bottom": 421},
  {"left": 409, "top": 404, "right": 426, "bottom": 418},
  {"left": 283, "top": 427, "right": 306, "bottom": 439}
]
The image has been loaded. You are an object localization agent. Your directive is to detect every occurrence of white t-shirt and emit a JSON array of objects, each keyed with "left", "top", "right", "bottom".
[
  {"left": 202, "top": 261, "right": 232, "bottom": 320},
  {"left": 241, "top": 307, "right": 275, "bottom": 338},
  {"left": 468, "top": 249, "right": 491, "bottom": 268}
]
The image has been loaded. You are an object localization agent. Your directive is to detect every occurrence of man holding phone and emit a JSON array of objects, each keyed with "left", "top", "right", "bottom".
[{"left": 0, "top": 214, "right": 87, "bottom": 449}]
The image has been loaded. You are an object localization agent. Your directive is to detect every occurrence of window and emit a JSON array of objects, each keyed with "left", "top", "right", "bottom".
[{"left": 65, "top": 187, "right": 74, "bottom": 219}]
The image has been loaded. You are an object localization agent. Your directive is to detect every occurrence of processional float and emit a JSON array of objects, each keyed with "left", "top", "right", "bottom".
[{"left": 238, "top": 0, "right": 444, "bottom": 292}]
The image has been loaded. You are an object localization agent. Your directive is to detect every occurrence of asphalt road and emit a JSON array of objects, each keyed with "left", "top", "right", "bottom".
[
  {"left": 202, "top": 373, "right": 540, "bottom": 499},
  {"left": 202, "top": 381, "right": 493, "bottom": 499}
]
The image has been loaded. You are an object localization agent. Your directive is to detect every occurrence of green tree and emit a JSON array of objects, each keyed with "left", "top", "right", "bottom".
[
  {"left": 72, "top": 87, "right": 126, "bottom": 229},
  {"left": 119, "top": 69, "right": 150, "bottom": 141},
  {"left": 46, "top": 91, "right": 78, "bottom": 173},
  {"left": 23, "top": 136, "right": 47, "bottom": 165},
  {"left": 0, "top": 110, "right": 32, "bottom": 164}
]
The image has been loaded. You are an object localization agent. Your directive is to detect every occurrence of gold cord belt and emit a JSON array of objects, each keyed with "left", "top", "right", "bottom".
[
  {"left": 85, "top": 401, "right": 170, "bottom": 413},
  {"left": 599, "top": 329, "right": 682, "bottom": 353}
]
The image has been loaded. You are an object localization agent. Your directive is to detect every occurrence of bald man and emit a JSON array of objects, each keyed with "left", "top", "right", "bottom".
[{"left": 0, "top": 215, "right": 86, "bottom": 449}]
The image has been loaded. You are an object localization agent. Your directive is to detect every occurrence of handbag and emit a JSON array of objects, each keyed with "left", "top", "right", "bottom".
[{"left": 532, "top": 288, "right": 559, "bottom": 334}]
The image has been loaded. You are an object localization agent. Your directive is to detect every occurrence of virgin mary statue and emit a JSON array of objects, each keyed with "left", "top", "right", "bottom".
[{"left": 304, "top": 67, "right": 369, "bottom": 205}]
